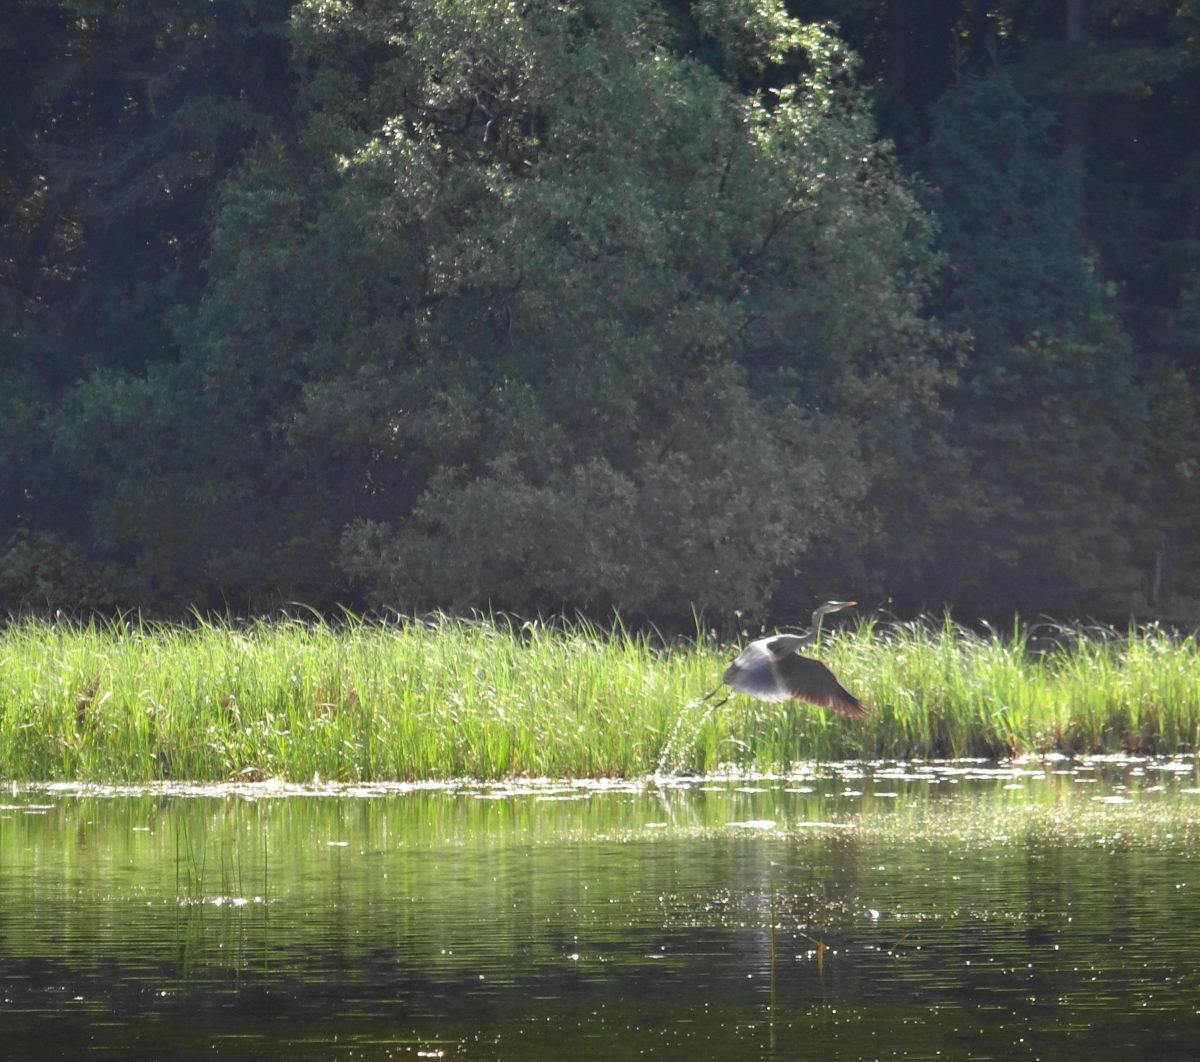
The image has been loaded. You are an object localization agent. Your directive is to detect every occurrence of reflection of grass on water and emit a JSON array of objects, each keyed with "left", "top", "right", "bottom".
[{"left": 0, "top": 613, "right": 1197, "bottom": 780}]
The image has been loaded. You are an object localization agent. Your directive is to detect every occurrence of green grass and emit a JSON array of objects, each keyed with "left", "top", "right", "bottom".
[{"left": 0, "top": 612, "right": 1197, "bottom": 781}]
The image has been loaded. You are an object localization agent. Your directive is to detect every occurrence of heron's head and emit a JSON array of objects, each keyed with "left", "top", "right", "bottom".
[{"left": 818, "top": 600, "right": 856, "bottom": 617}]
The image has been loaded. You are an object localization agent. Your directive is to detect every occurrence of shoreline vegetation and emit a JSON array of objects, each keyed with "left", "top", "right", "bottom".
[{"left": 1, "top": 614, "right": 1197, "bottom": 783}]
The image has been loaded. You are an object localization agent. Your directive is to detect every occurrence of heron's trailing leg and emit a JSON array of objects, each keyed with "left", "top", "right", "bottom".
[{"left": 700, "top": 686, "right": 730, "bottom": 709}]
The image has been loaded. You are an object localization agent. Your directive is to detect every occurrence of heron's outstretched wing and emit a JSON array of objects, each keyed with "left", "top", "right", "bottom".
[
  {"left": 774, "top": 654, "right": 867, "bottom": 719},
  {"left": 722, "top": 641, "right": 791, "bottom": 703}
]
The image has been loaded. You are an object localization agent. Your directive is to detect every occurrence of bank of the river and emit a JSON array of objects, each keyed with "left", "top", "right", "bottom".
[{"left": 0, "top": 614, "right": 1196, "bottom": 781}]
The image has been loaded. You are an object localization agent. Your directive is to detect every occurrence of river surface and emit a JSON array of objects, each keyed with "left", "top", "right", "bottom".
[{"left": 2, "top": 757, "right": 1199, "bottom": 1060}]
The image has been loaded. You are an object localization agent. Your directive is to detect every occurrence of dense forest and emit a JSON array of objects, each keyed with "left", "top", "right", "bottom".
[{"left": 3, "top": 0, "right": 1199, "bottom": 627}]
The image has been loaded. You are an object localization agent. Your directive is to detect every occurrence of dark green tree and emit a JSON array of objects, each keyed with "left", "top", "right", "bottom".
[
  {"left": 64, "top": 0, "right": 948, "bottom": 620},
  {"left": 917, "top": 79, "right": 1153, "bottom": 614},
  {"left": 15, "top": 0, "right": 1197, "bottom": 622},
  {"left": 1, "top": 0, "right": 294, "bottom": 608}
]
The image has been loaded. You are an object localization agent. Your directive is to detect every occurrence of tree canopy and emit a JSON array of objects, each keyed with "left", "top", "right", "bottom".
[{"left": 4, "top": 0, "right": 1199, "bottom": 626}]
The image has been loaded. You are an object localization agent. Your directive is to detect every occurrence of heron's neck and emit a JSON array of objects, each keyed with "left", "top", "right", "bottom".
[
  {"left": 807, "top": 611, "right": 828, "bottom": 644},
  {"left": 788, "top": 626, "right": 817, "bottom": 651}
]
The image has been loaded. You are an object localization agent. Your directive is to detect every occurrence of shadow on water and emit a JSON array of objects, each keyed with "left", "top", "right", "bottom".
[{"left": 2, "top": 757, "right": 1200, "bottom": 1060}]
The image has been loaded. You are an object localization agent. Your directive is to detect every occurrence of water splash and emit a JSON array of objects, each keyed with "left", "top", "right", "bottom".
[{"left": 655, "top": 695, "right": 724, "bottom": 777}]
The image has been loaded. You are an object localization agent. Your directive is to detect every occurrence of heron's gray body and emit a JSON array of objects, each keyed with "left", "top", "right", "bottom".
[{"left": 722, "top": 638, "right": 798, "bottom": 702}]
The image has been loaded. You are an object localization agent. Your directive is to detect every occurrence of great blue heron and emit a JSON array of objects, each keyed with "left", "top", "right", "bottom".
[{"left": 705, "top": 601, "right": 866, "bottom": 719}]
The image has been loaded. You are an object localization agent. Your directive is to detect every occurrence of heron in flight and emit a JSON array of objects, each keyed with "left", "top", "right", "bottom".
[{"left": 705, "top": 601, "right": 866, "bottom": 719}]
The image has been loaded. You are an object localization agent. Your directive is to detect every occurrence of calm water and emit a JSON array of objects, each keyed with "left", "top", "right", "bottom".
[{"left": 2, "top": 758, "right": 1199, "bottom": 1060}]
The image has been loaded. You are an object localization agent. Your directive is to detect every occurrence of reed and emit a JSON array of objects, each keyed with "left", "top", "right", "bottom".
[{"left": 0, "top": 612, "right": 1197, "bottom": 781}]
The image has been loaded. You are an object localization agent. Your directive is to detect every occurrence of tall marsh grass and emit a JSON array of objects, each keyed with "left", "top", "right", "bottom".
[{"left": 0, "top": 613, "right": 1196, "bottom": 781}]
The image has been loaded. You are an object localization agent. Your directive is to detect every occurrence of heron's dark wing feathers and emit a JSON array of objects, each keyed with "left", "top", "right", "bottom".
[
  {"left": 774, "top": 654, "right": 867, "bottom": 719},
  {"left": 722, "top": 642, "right": 792, "bottom": 703}
]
